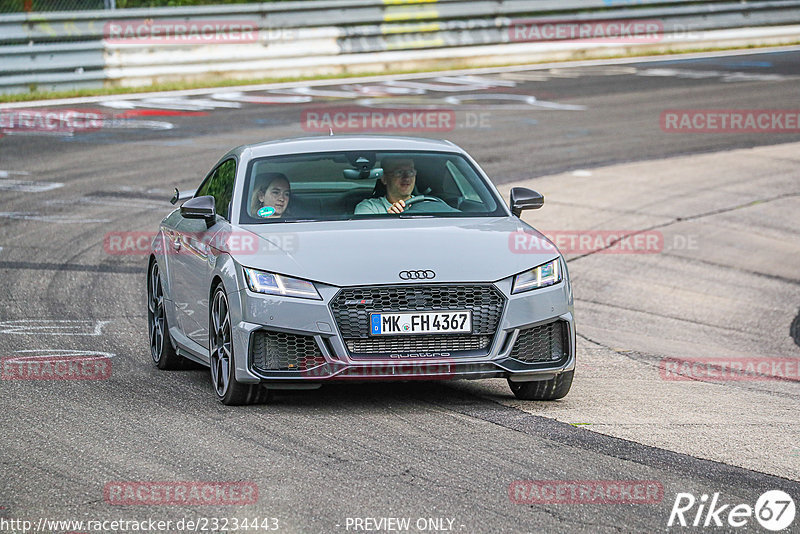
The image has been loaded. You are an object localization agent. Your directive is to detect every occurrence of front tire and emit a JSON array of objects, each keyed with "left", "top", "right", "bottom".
[
  {"left": 209, "top": 285, "right": 270, "bottom": 406},
  {"left": 508, "top": 370, "right": 573, "bottom": 401},
  {"left": 148, "top": 260, "right": 183, "bottom": 370}
]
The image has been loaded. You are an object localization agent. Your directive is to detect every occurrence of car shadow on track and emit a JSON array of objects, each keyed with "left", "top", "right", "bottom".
[
  {"left": 168, "top": 366, "right": 501, "bottom": 409},
  {"left": 272, "top": 380, "right": 475, "bottom": 406}
]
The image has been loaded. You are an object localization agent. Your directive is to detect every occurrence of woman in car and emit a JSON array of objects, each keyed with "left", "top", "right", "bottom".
[{"left": 251, "top": 172, "right": 291, "bottom": 218}]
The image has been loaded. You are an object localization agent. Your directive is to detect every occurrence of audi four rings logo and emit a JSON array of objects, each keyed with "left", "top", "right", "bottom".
[{"left": 399, "top": 270, "right": 436, "bottom": 280}]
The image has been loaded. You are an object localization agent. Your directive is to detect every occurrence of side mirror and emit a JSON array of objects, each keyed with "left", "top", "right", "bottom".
[
  {"left": 510, "top": 187, "right": 544, "bottom": 217},
  {"left": 180, "top": 195, "right": 216, "bottom": 224},
  {"left": 170, "top": 187, "right": 197, "bottom": 205}
]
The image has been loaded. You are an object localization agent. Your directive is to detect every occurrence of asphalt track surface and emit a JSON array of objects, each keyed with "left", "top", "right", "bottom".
[{"left": 1, "top": 48, "right": 799, "bottom": 533}]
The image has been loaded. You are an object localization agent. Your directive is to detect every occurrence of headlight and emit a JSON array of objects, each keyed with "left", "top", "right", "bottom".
[
  {"left": 243, "top": 267, "right": 321, "bottom": 300},
  {"left": 512, "top": 258, "right": 562, "bottom": 294}
]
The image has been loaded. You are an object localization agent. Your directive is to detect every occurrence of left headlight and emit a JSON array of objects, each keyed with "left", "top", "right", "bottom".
[
  {"left": 512, "top": 258, "right": 562, "bottom": 294},
  {"left": 243, "top": 267, "right": 321, "bottom": 300}
]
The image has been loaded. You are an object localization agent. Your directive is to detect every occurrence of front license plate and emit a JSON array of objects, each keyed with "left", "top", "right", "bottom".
[{"left": 370, "top": 311, "right": 472, "bottom": 335}]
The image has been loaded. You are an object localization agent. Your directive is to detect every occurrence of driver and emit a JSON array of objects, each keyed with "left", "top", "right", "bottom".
[
  {"left": 354, "top": 157, "right": 418, "bottom": 215},
  {"left": 251, "top": 172, "right": 291, "bottom": 218}
]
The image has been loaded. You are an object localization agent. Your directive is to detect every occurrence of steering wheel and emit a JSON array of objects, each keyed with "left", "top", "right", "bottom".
[{"left": 403, "top": 195, "right": 452, "bottom": 212}]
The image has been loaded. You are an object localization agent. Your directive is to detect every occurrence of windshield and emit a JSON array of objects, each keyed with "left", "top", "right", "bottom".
[{"left": 238, "top": 150, "right": 506, "bottom": 223}]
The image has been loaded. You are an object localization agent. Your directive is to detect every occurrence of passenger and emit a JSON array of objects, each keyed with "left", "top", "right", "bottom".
[
  {"left": 354, "top": 157, "right": 417, "bottom": 215},
  {"left": 251, "top": 172, "right": 290, "bottom": 218}
]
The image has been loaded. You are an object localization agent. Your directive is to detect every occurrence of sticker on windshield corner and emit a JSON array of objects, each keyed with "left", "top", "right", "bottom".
[{"left": 257, "top": 206, "right": 275, "bottom": 218}]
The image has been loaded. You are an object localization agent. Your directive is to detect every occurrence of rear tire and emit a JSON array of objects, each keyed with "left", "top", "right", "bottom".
[
  {"left": 508, "top": 370, "right": 573, "bottom": 400},
  {"left": 209, "top": 284, "right": 271, "bottom": 406},
  {"left": 148, "top": 260, "right": 184, "bottom": 370}
]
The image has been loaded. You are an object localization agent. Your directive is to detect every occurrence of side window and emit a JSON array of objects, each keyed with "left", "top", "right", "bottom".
[{"left": 196, "top": 159, "right": 236, "bottom": 220}]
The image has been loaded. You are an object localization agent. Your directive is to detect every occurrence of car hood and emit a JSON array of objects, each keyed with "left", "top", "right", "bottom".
[{"left": 234, "top": 217, "right": 558, "bottom": 287}]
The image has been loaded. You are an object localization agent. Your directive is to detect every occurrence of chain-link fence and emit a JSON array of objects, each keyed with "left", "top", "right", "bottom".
[
  {"left": 1, "top": 0, "right": 100, "bottom": 11},
  {"left": 1, "top": 0, "right": 292, "bottom": 13}
]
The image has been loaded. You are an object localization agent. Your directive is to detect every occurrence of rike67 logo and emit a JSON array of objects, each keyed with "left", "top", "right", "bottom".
[{"left": 668, "top": 490, "right": 795, "bottom": 531}]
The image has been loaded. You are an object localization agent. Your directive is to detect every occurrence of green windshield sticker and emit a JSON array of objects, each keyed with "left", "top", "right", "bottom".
[{"left": 257, "top": 206, "right": 275, "bottom": 218}]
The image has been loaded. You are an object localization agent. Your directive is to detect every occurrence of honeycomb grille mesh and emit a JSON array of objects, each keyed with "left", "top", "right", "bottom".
[
  {"left": 251, "top": 330, "right": 325, "bottom": 371},
  {"left": 330, "top": 284, "right": 505, "bottom": 356},
  {"left": 510, "top": 321, "right": 568, "bottom": 363},
  {"left": 331, "top": 285, "right": 504, "bottom": 338}
]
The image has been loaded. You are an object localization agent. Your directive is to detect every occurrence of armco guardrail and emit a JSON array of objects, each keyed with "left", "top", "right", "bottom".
[{"left": 1, "top": 0, "right": 800, "bottom": 93}]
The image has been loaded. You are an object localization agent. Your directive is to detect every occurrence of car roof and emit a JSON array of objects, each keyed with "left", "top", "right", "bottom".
[{"left": 228, "top": 135, "right": 463, "bottom": 159}]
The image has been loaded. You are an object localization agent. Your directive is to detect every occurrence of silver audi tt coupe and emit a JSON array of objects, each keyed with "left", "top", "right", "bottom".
[{"left": 147, "top": 136, "right": 575, "bottom": 405}]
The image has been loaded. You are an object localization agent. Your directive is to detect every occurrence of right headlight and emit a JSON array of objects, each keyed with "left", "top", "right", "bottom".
[
  {"left": 512, "top": 258, "right": 562, "bottom": 294},
  {"left": 242, "top": 267, "right": 321, "bottom": 300}
]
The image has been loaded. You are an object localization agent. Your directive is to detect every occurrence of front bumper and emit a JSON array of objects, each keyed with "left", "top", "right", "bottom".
[{"left": 229, "top": 277, "right": 575, "bottom": 385}]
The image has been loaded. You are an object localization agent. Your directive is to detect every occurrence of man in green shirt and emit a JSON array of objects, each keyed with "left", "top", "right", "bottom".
[{"left": 354, "top": 157, "right": 418, "bottom": 215}]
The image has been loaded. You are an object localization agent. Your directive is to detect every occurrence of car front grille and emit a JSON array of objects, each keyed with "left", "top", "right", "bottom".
[
  {"left": 509, "top": 321, "right": 569, "bottom": 364},
  {"left": 250, "top": 330, "right": 326, "bottom": 372},
  {"left": 330, "top": 284, "right": 505, "bottom": 357}
]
